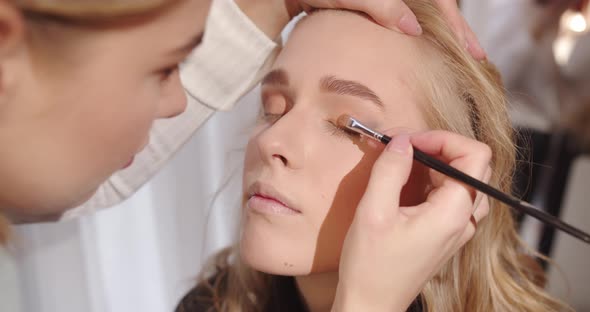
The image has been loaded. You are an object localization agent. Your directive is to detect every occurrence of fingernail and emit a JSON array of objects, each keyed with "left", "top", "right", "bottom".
[
  {"left": 478, "top": 46, "right": 487, "bottom": 60},
  {"left": 399, "top": 14, "right": 422, "bottom": 36},
  {"left": 471, "top": 43, "right": 485, "bottom": 60},
  {"left": 387, "top": 134, "right": 411, "bottom": 154},
  {"left": 473, "top": 36, "right": 486, "bottom": 56}
]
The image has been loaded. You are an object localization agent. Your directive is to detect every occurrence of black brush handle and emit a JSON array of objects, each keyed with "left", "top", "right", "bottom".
[{"left": 380, "top": 135, "right": 590, "bottom": 245}]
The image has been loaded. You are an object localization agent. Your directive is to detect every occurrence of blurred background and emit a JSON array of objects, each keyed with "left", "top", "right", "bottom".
[{"left": 1, "top": 1, "right": 589, "bottom": 311}]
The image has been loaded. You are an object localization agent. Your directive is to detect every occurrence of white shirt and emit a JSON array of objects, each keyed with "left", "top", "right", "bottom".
[{"left": 62, "top": 0, "right": 280, "bottom": 220}]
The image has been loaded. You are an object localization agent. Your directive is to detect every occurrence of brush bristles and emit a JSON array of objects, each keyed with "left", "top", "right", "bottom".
[{"left": 336, "top": 114, "right": 354, "bottom": 129}]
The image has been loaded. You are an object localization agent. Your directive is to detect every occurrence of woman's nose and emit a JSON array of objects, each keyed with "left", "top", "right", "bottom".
[{"left": 255, "top": 113, "right": 306, "bottom": 170}]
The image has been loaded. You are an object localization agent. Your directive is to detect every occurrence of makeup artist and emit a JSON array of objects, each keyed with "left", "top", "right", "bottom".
[{"left": 0, "top": 0, "right": 487, "bottom": 309}]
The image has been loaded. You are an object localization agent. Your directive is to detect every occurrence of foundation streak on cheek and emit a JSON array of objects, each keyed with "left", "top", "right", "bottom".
[
  {"left": 302, "top": 114, "right": 383, "bottom": 273},
  {"left": 311, "top": 127, "right": 378, "bottom": 273},
  {"left": 311, "top": 114, "right": 425, "bottom": 272},
  {"left": 333, "top": 115, "right": 385, "bottom": 150}
]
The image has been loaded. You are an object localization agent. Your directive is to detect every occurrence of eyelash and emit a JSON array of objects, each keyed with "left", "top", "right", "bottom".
[
  {"left": 260, "top": 111, "right": 282, "bottom": 122},
  {"left": 261, "top": 112, "right": 358, "bottom": 140},
  {"left": 327, "top": 120, "right": 361, "bottom": 139}
]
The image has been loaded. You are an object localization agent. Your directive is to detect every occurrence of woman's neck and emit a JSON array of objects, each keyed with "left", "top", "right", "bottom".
[{"left": 295, "top": 271, "right": 339, "bottom": 312}]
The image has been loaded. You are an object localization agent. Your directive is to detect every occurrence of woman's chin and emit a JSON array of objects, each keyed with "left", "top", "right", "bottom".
[{"left": 239, "top": 244, "right": 312, "bottom": 276}]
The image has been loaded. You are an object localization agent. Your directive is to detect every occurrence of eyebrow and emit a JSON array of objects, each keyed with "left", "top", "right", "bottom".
[
  {"left": 320, "top": 76, "right": 384, "bottom": 108},
  {"left": 261, "top": 69, "right": 289, "bottom": 86},
  {"left": 170, "top": 31, "right": 205, "bottom": 56},
  {"left": 260, "top": 69, "right": 384, "bottom": 109}
]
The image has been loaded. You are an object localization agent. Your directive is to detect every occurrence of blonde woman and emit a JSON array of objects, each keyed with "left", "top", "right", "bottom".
[
  {"left": 177, "top": 1, "right": 572, "bottom": 311},
  {"left": 0, "top": 0, "right": 488, "bottom": 309}
]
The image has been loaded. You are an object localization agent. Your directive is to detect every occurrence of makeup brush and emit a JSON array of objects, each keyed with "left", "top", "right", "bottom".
[{"left": 337, "top": 114, "right": 590, "bottom": 245}]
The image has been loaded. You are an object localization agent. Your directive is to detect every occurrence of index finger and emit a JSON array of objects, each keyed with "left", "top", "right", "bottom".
[
  {"left": 409, "top": 130, "right": 492, "bottom": 211},
  {"left": 408, "top": 131, "right": 492, "bottom": 230},
  {"left": 433, "top": 0, "right": 465, "bottom": 45},
  {"left": 409, "top": 130, "right": 491, "bottom": 166},
  {"left": 434, "top": 0, "right": 485, "bottom": 59}
]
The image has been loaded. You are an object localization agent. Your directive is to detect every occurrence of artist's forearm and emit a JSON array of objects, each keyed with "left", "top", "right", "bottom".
[{"left": 234, "top": 0, "right": 292, "bottom": 40}]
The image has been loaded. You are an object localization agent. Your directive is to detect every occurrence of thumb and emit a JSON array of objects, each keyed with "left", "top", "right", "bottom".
[{"left": 356, "top": 134, "right": 414, "bottom": 224}]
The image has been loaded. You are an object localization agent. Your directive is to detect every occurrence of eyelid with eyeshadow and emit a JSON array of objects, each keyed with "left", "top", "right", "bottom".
[
  {"left": 326, "top": 120, "right": 361, "bottom": 139},
  {"left": 261, "top": 89, "right": 291, "bottom": 116},
  {"left": 257, "top": 104, "right": 282, "bottom": 123}
]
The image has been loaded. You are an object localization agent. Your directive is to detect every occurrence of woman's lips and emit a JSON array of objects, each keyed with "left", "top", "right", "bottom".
[{"left": 247, "top": 194, "right": 301, "bottom": 215}]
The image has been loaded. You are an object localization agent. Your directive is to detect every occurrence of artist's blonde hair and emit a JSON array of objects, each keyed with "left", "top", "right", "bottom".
[{"left": 195, "top": 1, "right": 571, "bottom": 311}]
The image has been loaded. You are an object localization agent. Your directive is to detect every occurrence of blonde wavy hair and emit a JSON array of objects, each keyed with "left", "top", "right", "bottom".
[
  {"left": 192, "top": 1, "right": 573, "bottom": 311},
  {"left": 0, "top": 0, "right": 172, "bottom": 244}
]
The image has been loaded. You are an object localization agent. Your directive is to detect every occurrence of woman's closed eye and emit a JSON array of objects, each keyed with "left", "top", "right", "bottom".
[
  {"left": 326, "top": 119, "right": 360, "bottom": 140},
  {"left": 260, "top": 93, "right": 288, "bottom": 122},
  {"left": 261, "top": 111, "right": 283, "bottom": 122}
]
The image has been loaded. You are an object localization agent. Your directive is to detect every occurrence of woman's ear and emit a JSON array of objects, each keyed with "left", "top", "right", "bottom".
[{"left": 0, "top": 1, "right": 24, "bottom": 59}]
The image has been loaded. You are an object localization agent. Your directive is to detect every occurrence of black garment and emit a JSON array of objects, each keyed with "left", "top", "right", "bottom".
[
  {"left": 513, "top": 128, "right": 582, "bottom": 267},
  {"left": 175, "top": 274, "right": 423, "bottom": 312}
]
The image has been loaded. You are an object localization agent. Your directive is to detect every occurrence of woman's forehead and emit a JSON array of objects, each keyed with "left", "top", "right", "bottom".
[{"left": 274, "top": 11, "right": 428, "bottom": 115}]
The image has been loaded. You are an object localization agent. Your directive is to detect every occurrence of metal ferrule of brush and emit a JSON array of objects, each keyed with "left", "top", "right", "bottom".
[{"left": 348, "top": 118, "right": 384, "bottom": 141}]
